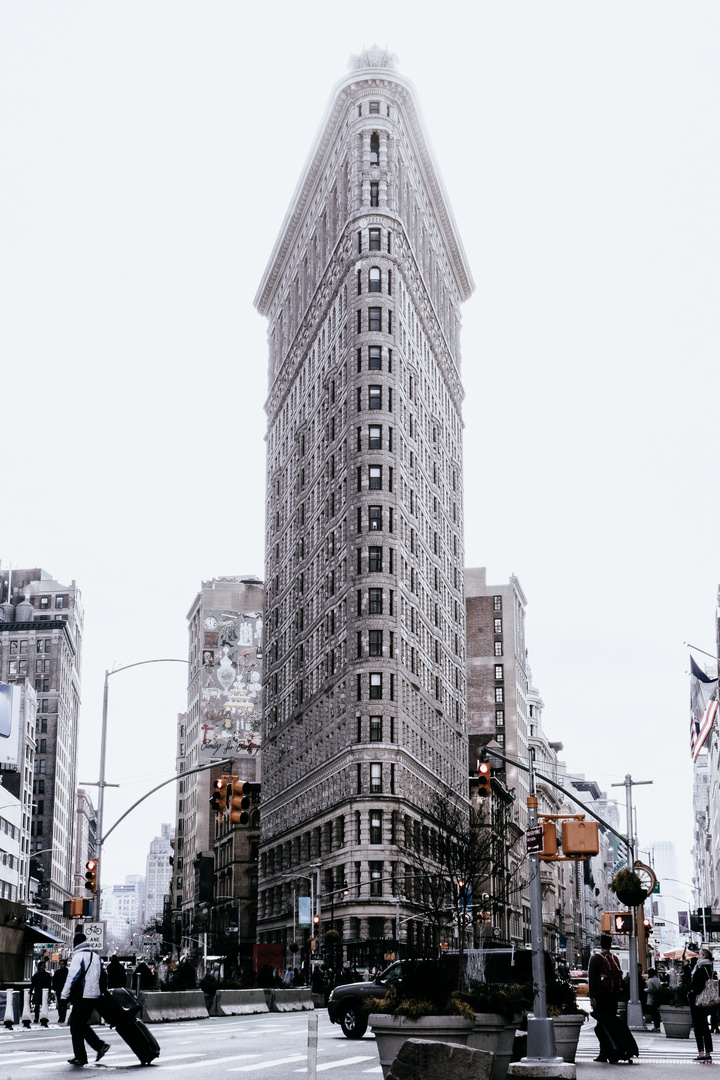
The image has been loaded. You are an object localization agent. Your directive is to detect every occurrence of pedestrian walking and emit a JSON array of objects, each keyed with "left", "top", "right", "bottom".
[
  {"left": 588, "top": 933, "right": 638, "bottom": 1064},
  {"left": 689, "top": 947, "right": 716, "bottom": 1063},
  {"left": 52, "top": 958, "right": 69, "bottom": 1023},
  {"left": 61, "top": 932, "right": 110, "bottom": 1067},
  {"left": 646, "top": 967, "right": 662, "bottom": 1032},
  {"left": 30, "top": 960, "right": 52, "bottom": 1023}
]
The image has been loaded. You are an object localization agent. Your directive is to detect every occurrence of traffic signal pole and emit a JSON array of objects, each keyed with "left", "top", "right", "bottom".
[{"left": 611, "top": 773, "right": 653, "bottom": 1031}]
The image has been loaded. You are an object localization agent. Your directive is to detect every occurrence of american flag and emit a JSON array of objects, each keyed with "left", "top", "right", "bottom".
[{"left": 690, "top": 655, "right": 718, "bottom": 762}]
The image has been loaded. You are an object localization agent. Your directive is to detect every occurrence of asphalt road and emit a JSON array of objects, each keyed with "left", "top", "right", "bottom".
[{"left": 0, "top": 1009, "right": 711, "bottom": 1078}]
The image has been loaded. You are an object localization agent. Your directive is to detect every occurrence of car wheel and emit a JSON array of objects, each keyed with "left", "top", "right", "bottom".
[{"left": 340, "top": 1002, "right": 367, "bottom": 1039}]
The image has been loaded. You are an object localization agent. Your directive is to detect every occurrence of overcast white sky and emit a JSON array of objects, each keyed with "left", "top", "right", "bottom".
[{"left": 2, "top": 2, "right": 718, "bottom": 908}]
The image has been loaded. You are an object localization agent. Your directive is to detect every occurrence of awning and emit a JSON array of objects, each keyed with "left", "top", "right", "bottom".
[{"left": 25, "top": 925, "right": 65, "bottom": 944}]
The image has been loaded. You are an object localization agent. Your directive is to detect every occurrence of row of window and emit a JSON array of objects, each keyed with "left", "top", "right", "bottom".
[
  {"left": 7, "top": 639, "right": 52, "bottom": 654},
  {"left": 357, "top": 267, "right": 392, "bottom": 295},
  {"left": 356, "top": 307, "right": 393, "bottom": 334}
]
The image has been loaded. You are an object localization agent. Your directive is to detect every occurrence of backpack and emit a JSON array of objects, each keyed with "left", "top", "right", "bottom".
[{"left": 599, "top": 952, "right": 623, "bottom": 995}]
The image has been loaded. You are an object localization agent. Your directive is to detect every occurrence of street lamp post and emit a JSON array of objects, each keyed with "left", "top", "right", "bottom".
[{"left": 81, "top": 658, "right": 188, "bottom": 903}]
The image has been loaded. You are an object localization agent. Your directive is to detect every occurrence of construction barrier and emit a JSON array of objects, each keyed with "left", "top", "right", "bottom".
[
  {"left": 210, "top": 990, "right": 269, "bottom": 1016},
  {"left": 141, "top": 991, "right": 209, "bottom": 1023},
  {"left": 270, "top": 988, "right": 314, "bottom": 1012}
]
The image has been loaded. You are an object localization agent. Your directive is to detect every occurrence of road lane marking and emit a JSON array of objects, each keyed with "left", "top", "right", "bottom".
[{"left": 228, "top": 1054, "right": 306, "bottom": 1071}]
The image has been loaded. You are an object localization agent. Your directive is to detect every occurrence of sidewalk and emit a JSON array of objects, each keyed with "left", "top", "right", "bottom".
[{"left": 575, "top": 1015, "right": 712, "bottom": 1073}]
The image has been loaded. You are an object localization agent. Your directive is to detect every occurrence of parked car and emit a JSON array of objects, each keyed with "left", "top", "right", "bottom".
[{"left": 327, "top": 962, "right": 412, "bottom": 1038}]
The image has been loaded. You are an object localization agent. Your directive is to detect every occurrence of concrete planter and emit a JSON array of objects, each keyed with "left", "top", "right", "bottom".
[
  {"left": 659, "top": 1005, "right": 693, "bottom": 1039},
  {"left": 467, "top": 1013, "right": 518, "bottom": 1080},
  {"left": 552, "top": 1014, "right": 585, "bottom": 1062},
  {"left": 368, "top": 1013, "right": 475, "bottom": 1078}
]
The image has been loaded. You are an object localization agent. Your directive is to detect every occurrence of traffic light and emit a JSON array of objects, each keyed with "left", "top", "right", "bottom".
[
  {"left": 63, "top": 898, "right": 89, "bottom": 918},
  {"left": 643, "top": 918, "right": 652, "bottom": 937},
  {"left": 84, "top": 859, "right": 98, "bottom": 893},
  {"left": 210, "top": 775, "right": 231, "bottom": 818},
  {"left": 477, "top": 761, "right": 491, "bottom": 798},
  {"left": 228, "top": 779, "right": 252, "bottom": 825}
]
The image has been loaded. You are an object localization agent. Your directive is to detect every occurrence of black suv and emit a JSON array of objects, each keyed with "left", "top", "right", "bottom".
[{"left": 327, "top": 962, "right": 408, "bottom": 1038}]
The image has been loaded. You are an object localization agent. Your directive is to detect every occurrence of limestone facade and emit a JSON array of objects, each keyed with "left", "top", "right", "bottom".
[{"left": 255, "top": 50, "right": 473, "bottom": 960}]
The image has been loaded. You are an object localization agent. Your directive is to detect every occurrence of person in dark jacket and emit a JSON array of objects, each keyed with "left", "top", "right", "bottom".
[
  {"left": 107, "top": 956, "right": 127, "bottom": 989},
  {"left": 588, "top": 935, "right": 625, "bottom": 1064},
  {"left": 31, "top": 960, "right": 52, "bottom": 1023},
  {"left": 61, "top": 932, "right": 110, "bottom": 1067},
  {"left": 689, "top": 948, "right": 715, "bottom": 1062},
  {"left": 52, "top": 958, "right": 69, "bottom": 1023}
]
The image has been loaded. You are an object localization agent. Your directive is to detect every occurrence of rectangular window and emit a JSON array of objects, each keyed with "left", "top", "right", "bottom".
[
  {"left": 387, "top": 270, "right": 392, "bottom": 295},
  {"left": 369, "top": 101, "right": 380, "bottom": 115},
  {"left": 357, "top": 310, "right": 362, "bottom": 333},
  {"left": 370, "top": 810, "right": 382, "bottom": 843},
  {"left": 370, "top": 673, "right": 382, "bottom": 699},
  {"left": 369, "top": 465, "right": 382, "bottom": 489},
  {"left": 390, "top": 673, "right": 394, "bottom": 700},
  {"left": 369, "top": 385, "right": 382, "bottom": 410},
  {"left": 389, "top": 631, "right": 394, "bottom": 658},
  {"left": 357, "top": 507, "right": 362, "bottom": 533},
  {"left": 389, "top": 589, "right": 394, "bottom": 616},
  {"left": 358, "top": 230, "right": 362, "bottom": 252},
  {"left": 356, "top": 631, "right": 363, "bottom": 658},
  {"left": 390, "top": 763, "right": 395, "bottom": 794},
  {"left": 55, "top": 596, "right": 65, "bottom": 609},
  {"left": 369, "top": 546, "right": 382, "bottom": 572},
  {"left": 369, "top": 587, "right": 383, "bottom": 614},
  {"left": 369, "top": 861, "right": 383, "bottom": 896},
  {"left": 496, "top": 710, "right": 505, "bottom": 727},
  {"left": 369, "top": 307, "right": 382, "bottom": 332},
  {"left": 388, "top": 467, "right": 393, "bottom": 491},
  {"left": 495, "top": 687, "right": 504, "bottom": 703},
  {"left": 357, "top": 674, "right": 362, "bottom": 701},
  {"left": 357, "top": 269, "right": 362, "bottom": 294},
  {"left": 370, "top": 716, "right": 382, "bottom": 742},
  {"left": 369, "top": 629, "right": 383, "bottom": 656},
  {"left": 370, "top": 182, "right": 379, "bottom": 206},
  {"left": 494, "top": 618, "right": 502, "bottom": 633},
  {"left": 357, "top": 589, "right": 362, "bottom": 616},
  {"left": 369, "top": 345, "right": 382, "bottom": 368},
  {"left": 357, "top": 763, "right": 362, "bottom": 793},
  {"left": 357, "top": 716, "right": 362, "bottom": 742},
  {"left": 369, "top": 228, "right": 381, "bottom": 251},
  {"left": 368, "top": 424, "right": 382, "bottom": 449},
  {"left": 39, "top": 597, "right": 49, "bottom": 609},
  {"left": 369, "top": 505, "right": 382, "bottom": 530},
  {"left": 494, "top": 640, "right": 503, "bottom": 656},
  {"left": 493, "top": 595, "right": 502, "bottom": 611},
  {"left": 357, "top": 466, "right": 362, "bottom": 491},
  {"left": 388, "top": 310, "right": 392, "bottom": 333},
  {"left": 495, "top": 664, "right": 504, "bottom": 681}
]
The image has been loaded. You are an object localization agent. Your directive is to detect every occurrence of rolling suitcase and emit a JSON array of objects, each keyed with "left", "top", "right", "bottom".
[
  {"left": 592, "top": 1010, "right": 639, "bottom": 1062},
  {"left": 99, "top": 988, "right": 160, "bottom": 1065}
]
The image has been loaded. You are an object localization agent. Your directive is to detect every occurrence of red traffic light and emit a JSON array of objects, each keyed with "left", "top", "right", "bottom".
[
  {"left": 84, "top": 859, "right": 98, "bottom": 892},
  {"left": 477, "top": 761, "right": 491, "bottom": 798}
]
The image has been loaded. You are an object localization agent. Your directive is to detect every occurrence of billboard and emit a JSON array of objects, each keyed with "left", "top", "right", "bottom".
[
  {"left": 200, "top": 610, "right": 262, "bottom": 760},
  {"left": 0, "top": 683, "right": 22, "bottom": 769}
]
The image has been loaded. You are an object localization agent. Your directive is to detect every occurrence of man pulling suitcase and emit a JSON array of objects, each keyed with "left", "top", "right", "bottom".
[{"left": 61, "top": 932, "right": 111, "bottom": 1067}]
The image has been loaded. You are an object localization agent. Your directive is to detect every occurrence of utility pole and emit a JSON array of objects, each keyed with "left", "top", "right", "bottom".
[{"left": 611, "top": 773, "right": 652, "bottom": 1030}]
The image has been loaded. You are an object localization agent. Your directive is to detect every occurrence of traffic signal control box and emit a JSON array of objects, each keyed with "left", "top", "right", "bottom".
[{"left": 561, "top": 819, "right": 600, "bottom": 857}]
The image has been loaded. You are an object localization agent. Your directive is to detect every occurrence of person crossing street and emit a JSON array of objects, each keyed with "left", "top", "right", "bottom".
[{"left": 61, "top": 932, "right": 110, "bottom": 1067}]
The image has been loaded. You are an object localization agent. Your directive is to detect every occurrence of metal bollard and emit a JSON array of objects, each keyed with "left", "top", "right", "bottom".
[
  {"left": 39, "top": 988, "right": 49, "bottom": 1027},
  {"left": 3, "top": 989, "right": 14, "bottom": 1029},
  {"left": 21, "top": 989, "right": 32, "bottom": 1028},
  {"left": 307, "top": 1011, "right": 318, "bottom": 1080}
]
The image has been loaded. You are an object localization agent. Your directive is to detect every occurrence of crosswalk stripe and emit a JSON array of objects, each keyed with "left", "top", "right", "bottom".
[
  {"left": 228, "top": 1054, "right": 306, "bottom": 1071},
  {"left": 158, "top": 1053, "right": 261, "bottom": 1070},
  {"left": 294, "top": 1055, "right": 375, "bottom": 1072}
]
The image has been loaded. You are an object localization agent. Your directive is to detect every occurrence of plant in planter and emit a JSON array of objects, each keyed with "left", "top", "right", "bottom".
[
  {"left": 611, "top": 868, "right": 648, "bottom": 908},
  {"left": 655, "top": 982, "right": 692, "bottom": 1039},
  {"left": 289, "top": 941, "right": 299, "bottom": 954}
]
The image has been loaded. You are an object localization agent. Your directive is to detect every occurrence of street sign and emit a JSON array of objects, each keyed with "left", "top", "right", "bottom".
[
  {"left": 81, "top": 922, "right": 104, "bottom": 952},
  {"left": 526, "top": 826, "right": 544, "bottom": 854},
  {"left": 652, "top": 882, "right": 660, "bottom": 894}
]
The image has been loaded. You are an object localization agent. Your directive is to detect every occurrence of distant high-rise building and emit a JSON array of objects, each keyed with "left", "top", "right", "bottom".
[
  {"left": 171, "top": 576, "right": 263, "bottom": 947},
  {"left": 101, "top": 875, "right": 144, "bottom": 948},
  {"left": 0, "top": 567, "right": 82, "bottom": 927},
  {"left": 465, "top": 568, "right": 529, "bottom": 825},
  {"left": 144, "top": 824, "right": 174, "bottom": 928},
  {"left": 254, "top": 48, "right": 473, "bottom": 964}
]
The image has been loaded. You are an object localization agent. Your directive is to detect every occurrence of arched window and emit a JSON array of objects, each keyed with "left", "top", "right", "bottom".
[
  {"left": 370, "top": 132, "right": 379, "bottom": 165},
  {"left": 369, "top": 267, "right": 381, "bottom": 292}
]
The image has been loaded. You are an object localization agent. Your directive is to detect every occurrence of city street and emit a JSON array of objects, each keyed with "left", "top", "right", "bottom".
[{"left": 0, "top": 1010, "right": 710, "bottom": 1079}]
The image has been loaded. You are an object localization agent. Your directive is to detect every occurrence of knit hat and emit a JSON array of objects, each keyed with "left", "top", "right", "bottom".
[{"left": 73, "top": 932, "right": 87, "bottom": 947}]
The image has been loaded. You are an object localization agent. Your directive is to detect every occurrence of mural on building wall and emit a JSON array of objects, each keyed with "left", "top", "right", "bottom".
[{"left": 200, "top": 611, "right": 262, "bottom": 760}]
